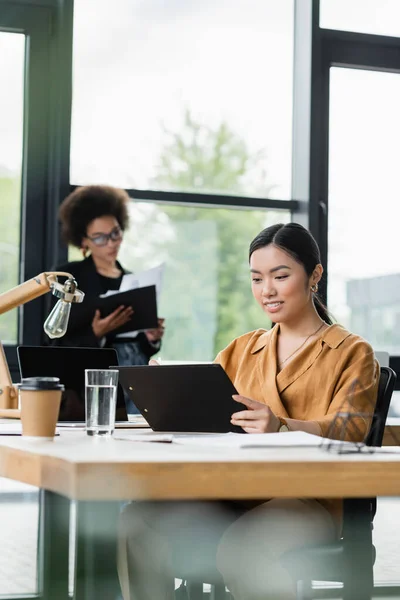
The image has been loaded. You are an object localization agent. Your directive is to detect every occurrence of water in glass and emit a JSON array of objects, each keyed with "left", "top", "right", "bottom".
[{"left": 86, "top": 384, "right": 116, "bottom": 436}]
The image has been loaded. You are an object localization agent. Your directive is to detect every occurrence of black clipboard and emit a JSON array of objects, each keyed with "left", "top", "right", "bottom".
[
  {"left": 116, "top": 364, "right": 247, "bottom": 433},
  {"left": 99, "top": 285, "right": 158, "bottom": 335}
]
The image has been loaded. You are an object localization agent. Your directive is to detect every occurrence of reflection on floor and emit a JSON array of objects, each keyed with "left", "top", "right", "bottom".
[{"left": 1, "top": 479, "right": 400, "bottom": 597}]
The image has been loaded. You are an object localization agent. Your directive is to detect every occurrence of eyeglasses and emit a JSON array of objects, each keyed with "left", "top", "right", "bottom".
[{"left": 87, "top": 226, "right": 123, "bottom": 247}]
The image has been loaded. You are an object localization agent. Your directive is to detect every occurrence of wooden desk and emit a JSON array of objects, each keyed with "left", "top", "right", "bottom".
[
  {"left": 1, "top": 431, "right": 400, "bottom": 600},
  {"left": 1, "top": 431, "right": 400, "bottom": 499}
]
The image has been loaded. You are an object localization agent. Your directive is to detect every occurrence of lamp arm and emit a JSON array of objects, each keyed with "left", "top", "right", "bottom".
[
  {"left": 0, "top": 271, "right": 75, "bottom": 418},
  {"left": 0, "top": 271, "right": 73, "bottom": 316}
]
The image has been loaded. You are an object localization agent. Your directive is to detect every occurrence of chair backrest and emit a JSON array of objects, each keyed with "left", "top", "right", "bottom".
[
  {"left": 365, "top": 366, "right": 396, "bottom": 447},
  {"left": 344, "top": 367, "right": 397, "bottom": 530}
]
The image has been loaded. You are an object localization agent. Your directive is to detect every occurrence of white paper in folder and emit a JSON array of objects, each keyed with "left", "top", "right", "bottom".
[
  {"left": 113, "top": 263, "right": 165, "bottom": 339},
  {"left": 100, "top": 263, "right": 164, "bottom": 299},
  {"left": 119, "top": 263, "right": 164, "bottom": 297}
]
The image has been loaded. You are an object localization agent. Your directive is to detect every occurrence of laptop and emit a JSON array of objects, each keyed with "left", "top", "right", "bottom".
[
  {"left": 17, "top": 346, "right": 129, "bottom": 424},
  {"left": 116, "top": 363, "right": 246, "bottom": 433}
]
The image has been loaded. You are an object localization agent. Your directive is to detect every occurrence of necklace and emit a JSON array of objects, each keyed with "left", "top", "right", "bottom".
[{"left": 278, "top": 322, "right": 326, "bottom": 368}]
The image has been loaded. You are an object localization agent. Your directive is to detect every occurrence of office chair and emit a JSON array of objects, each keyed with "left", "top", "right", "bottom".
[{"left": 281, "top": 366, "right": 397, "bottom": 600}]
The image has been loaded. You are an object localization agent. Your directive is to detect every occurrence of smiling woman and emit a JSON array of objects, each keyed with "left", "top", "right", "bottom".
[
  {"left": 118, "top": 222, "right": 380, "bottom": 600},
  {"left": 216, "top": 223, "right": 378, "bottom": 474}
]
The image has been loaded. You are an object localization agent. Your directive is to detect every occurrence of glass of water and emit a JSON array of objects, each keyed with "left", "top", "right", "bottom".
[{"left": 85, "top": 369, "right": 119, "bottom": 436}]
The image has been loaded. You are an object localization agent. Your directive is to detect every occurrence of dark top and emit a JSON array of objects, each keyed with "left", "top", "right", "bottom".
[
  {"left": 48, "top": 255, "right": 160, "bottom": 360},
  {"left": 98, "top": 272, "right": 123, "bottom": 294}
]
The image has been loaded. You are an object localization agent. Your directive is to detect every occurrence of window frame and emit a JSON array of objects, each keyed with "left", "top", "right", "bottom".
[
  {"left": 0, "top": 0, "right": 74, "bottom": 379},
  {"left": 307, "top": 0, "right": 400, "bottom": 384}
]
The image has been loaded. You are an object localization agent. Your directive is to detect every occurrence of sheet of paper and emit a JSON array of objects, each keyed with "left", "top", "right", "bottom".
[
  {"left": 171, "top": 431, "right": 342, "bottom": 448},
  {"left": 119, "top": 263, "right": 165, "bottom": 298},
  {"left": 126, "top": 414, "right": 151, "bottom": 427},
  {"left": 115, "top": 263, "right": 165, "bottom": 338},
  {"left": 0, "top": 422, "right": 24, "bottom": 435},
  {"left": 0, "top": 422, "right": 60, "bottom": 436},
  {"left": 114, "top": 431, "right": 173, "bottom": 443},
  {"left": 357, "top": 445, "right": 400, "bottom": 454},
  {"left": 111, "top": 431, "right": 352, "bottom": 448},
  {"left": 56, "top": 418, "right": 150, "bottom": 430},
  {"left": 99, "top": 264, "right": 164, "bottom": 298}
]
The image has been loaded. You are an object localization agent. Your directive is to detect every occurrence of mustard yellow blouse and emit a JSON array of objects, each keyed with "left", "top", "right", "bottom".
[
  {"left": 215, "top": 324, "right": 380, "bottom": 526},
  {"left": 215, "top": 323, "right": 379, "bottom": 441}
]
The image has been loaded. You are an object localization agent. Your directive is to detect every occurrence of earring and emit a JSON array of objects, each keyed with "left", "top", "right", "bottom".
[{"left": 311, "top": 283, "right": 318, "bottom": 293}]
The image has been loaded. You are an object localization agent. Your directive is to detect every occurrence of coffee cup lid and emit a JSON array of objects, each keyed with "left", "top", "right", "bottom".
[{"left": 18, "top": 377, "right": 65, "bottom": 391}]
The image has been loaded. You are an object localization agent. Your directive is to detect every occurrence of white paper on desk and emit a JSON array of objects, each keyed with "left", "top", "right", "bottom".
[
  {"left": 363, "top": 445, "right": 400, "bottom": 453},
  {"left": 114, "top": 431, "right": 173, "bottom": 443},
  {"left": 56, "top": 419, "right": 150, "bottom": 430},
  {"left": 0, "top": 423, "right": 60, "bottom": 436},
  {"left": 0, "top": 423, "right": 24, "bottom": 435},
  {"left": 172, "top": 431, "right": 337, "bottom": 448}
]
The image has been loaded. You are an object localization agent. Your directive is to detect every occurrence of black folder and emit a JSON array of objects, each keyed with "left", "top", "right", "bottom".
[
  {"left": 99, "top": 285, "right": 158, "bottom": 335},
  {"left": 116, "top": 364, "right": 247, "bottom": 433}
]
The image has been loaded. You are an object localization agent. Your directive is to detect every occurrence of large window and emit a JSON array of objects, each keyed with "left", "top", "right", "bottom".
[
  {"left": 71, "top": 0, "right": 294, "bottom": 199},
  {"left": 320, "top": 0, "right": 400, "bottom": 37},
  {"left": 0, "top": 32, "right": 24, "bottom": 344},
  {"left": 120, "top": 204, "right": 290, "bottom": 359},
  {"left": 70, "top": 0, "right": 294, "bottom": 359},
  {"left": 327, "top": 67, "right": 400, "bottom": 354}
]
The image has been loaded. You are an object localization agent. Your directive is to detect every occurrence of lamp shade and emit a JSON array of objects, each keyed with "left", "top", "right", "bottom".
[{"left": 43, "top": 299, "right": 71, "bottom": 339}]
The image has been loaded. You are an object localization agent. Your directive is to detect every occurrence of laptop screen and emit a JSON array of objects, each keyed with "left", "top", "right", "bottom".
[{"left": 17, "top": 346, "right": 127, "bottom": 422}]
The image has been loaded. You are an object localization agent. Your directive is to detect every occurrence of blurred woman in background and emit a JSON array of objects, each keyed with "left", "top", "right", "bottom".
[{"left": 52, "top": 185, "right": 165, "bottom": 412}]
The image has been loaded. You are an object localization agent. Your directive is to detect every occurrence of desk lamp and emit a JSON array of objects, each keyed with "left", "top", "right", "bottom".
[{"left": 0, "top": 272, "right": 84, "bottom": 418}]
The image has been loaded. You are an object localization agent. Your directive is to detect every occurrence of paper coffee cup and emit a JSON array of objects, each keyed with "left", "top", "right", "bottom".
[{"left": 19, "top": 377, "right": 64, "bottom": 439}]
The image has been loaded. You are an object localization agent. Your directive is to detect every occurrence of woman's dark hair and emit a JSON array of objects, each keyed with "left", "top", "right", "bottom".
[
  {"left": 59, "top": 185, "right": 130, "bottom": 247},
  {"left": 249, "top": 223, "right": 333, "bottom": 325}
]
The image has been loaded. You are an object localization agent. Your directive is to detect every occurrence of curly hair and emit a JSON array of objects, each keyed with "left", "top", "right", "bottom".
[{"left": 59, "top": 185, "right": 130, "bottom": 247}]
